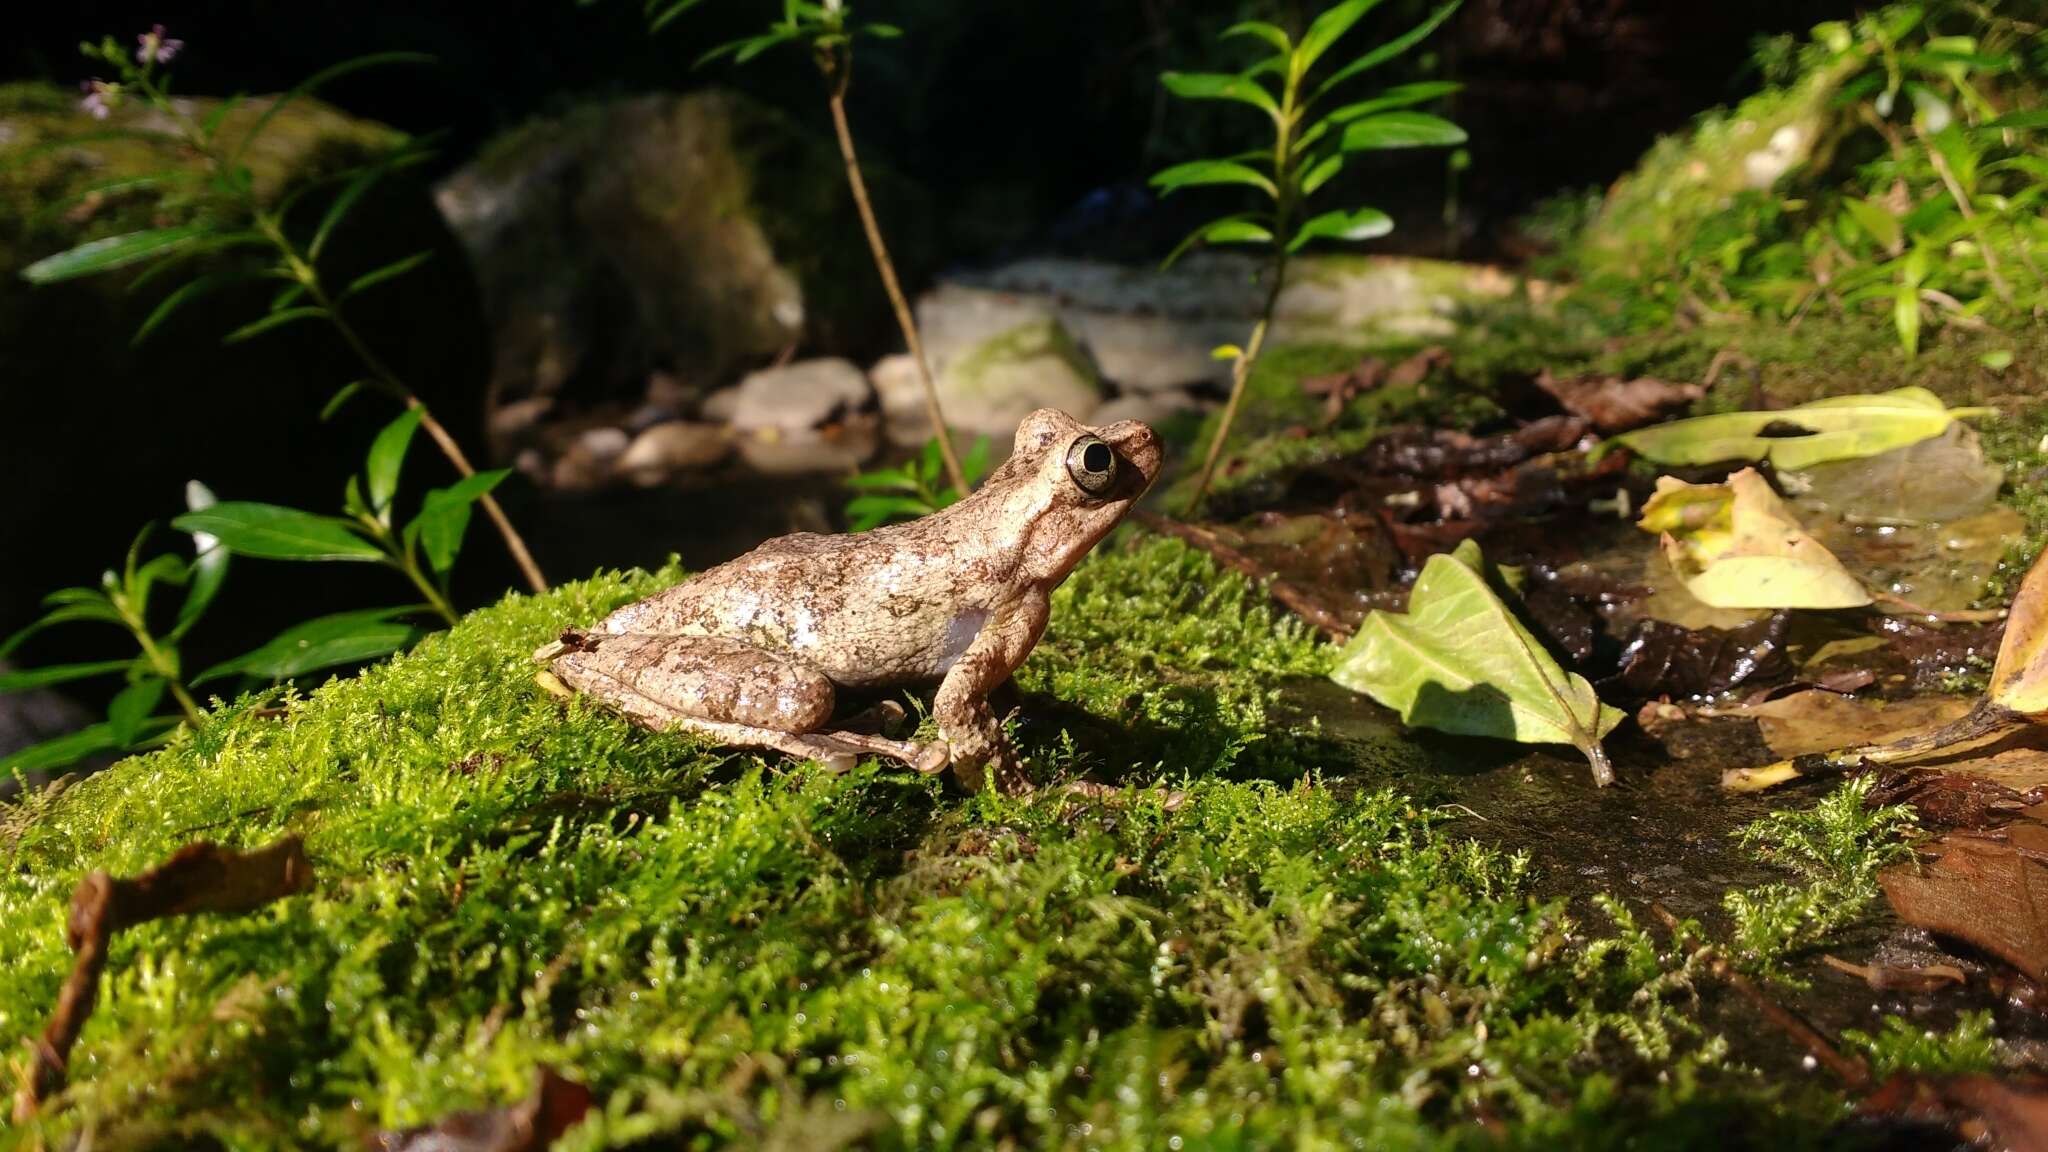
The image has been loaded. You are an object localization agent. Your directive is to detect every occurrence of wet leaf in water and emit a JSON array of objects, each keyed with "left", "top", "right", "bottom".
[
  {"left": 1880, "top": 819, "right": 2048, "bottom": 983},
  {"left": 1608, "top": 613, "right": 1792, "bottom": 702},
  {"left": 1534, "top": 369, "right": 1702, "bottom": 433},
  {"left": 1789, "top": 425, "right": 2003, "bottom": 526},
  {"left": 369, "top": 1067, "right": 592, "bottom": 1152},
  {"left": 1643, "top": 469, "right": 1871, "bottom": 610},
  {"left": 1331, "top": 539, "right": 1624, "bottom": 785},
  {"left": 1864, "top": 767, "right": 2046, "bottom": 831},
  {"left": 1707, "top": 690, "right": 1973, "bottom": 759},
  {"left": 1606, "top": 387, "right": 1993, "bottom": 470}
]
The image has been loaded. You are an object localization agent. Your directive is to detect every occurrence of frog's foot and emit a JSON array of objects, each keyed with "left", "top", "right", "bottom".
[
  {"left": 659, "top": 716, "right": 945, "bottom": 777},
  {"left": 836, "top": 698, "right": 908, "bottom": 736},
  {"left": 1060, "top": 780, "right": 1190, "bottom": 810}
]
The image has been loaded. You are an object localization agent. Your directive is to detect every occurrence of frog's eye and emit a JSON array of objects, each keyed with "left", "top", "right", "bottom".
[{"left": 1065, "top": 435, "right": 1118, "bottom": 496}]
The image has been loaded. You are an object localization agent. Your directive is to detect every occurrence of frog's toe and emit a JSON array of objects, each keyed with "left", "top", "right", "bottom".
[{"left": 910, "top": 742, "right": 949, "bottom": 776}]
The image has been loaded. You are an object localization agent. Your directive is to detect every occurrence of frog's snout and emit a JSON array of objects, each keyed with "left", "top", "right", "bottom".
[{"left": 1095, "top": 418, "right": 1164, "bottom": 497}]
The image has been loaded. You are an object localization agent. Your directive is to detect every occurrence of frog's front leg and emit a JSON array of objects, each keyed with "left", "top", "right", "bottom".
[
  {"left": 934, "top": 594, "right": 1050, "bottom": 795},
  {"left": 536, "top": 633, "right": 943, "bottom": 775}
]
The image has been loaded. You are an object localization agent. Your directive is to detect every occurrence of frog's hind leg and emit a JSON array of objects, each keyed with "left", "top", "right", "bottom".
[{"left": 538, "top": 632, "right": 944, "bottom": 775}]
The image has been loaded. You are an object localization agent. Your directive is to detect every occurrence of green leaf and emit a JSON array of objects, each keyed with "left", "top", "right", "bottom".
[
  {"left": 408, "top": 470, "right": 511, "bottom": 574},
  {"left": 960, "top": 436, "right": 994, "bottom": 488},
  {"left": 366, "top": 409, "right": 424, "bottom": 518},
  {"left": 1, "top": 601, "right": 124, "bottom": 659},
  {"left": 1163, "top": 215, "right": 1276, "bottom": 266},
  {"left": 1160, "top": 71, "right": 1281, "bottom": 118},
  {"left": 1985, "top": 108, "right": 2048, "bottom": 131},
  {"left": 171, "top": 503, "right": 387, "bottom": 562},
  {"left": 309, "top": 165, "right": 390, "bottom": 260},
  {"left": 1894, "top": 279, "right": 1922, "bottom": 357},
  {"left": 1148, "top": 159, "right": 1278, "bottom": 198},
  {"left": 1297, "top": 0, "right": 1390, "bottom": 72},
  {"left": 0, "top": 722, "right": 126, "bottom": 779},
  {"left": 1299, "top": 153, "right": 1344, "bottom": 197},
  {"left": 649, "top": 0, "right": 712, "bottom": 32},
  {"left": 132, "top": 271, "right": 252, "bottom": 346},
  {"left": 1340, "top": 111, "right": 1467, "bottom": 151},
  {"left": 845, "top": 493, "right": 935, "bottom": 532},
  {"left": 0, "top": 660, "right": 133, "bottom": 695},
  {"left": 863, "top": 22, "right": 903, "bottom": 39},
  {"left": 321, "top": 381, "right": 370, "bottom": 421},
  {"left": 341, "top": 251, "right": 433, "bottom": 300},
  {"left": 1331, "top": 539, "right": 1622, "bottom": 785},
  {"left": 1318, "top": 81, "right": 1463, "bottom": 125},
  {"left": 1313, "top": 0, "right": 1460, "bottom": 101},
  {"left": 1602, "top": 387, "right": 1992, "bottom": 470},
  {"left": 233, "top": 52, "right": 435, "bottom": 166},
  {"left": 21, "top": 225, "right": 209, "bottom": 284},
  {"left": 1221, "top": 20, "right": 1291, "bottom": 52},
  {"left": 175, "top": 480, "right": 228, "bottom": 639},
  {"left": 1289, "top": 206, "right": 1393, "bottom": 251},
  {"left": 222, "top": 306, "right": 328, "bottom": 345},
  {"left": 128, "top": 553, "right": 189, "bottom": 618},
  {"left": 196, "top": 608, "right": 421, "bottom": 684},
  {"left": 107, "top": 677, "right": 168, "bottom": 745},
  {"left": 698, "top": 28, "right": 803, "bottom": 67},
  {"left": 1841, "top": 197, "right": 1903, "bottom": 253}
]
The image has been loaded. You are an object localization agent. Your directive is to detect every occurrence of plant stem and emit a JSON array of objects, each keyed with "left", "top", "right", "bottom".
[
  {"left": 1184, "top": 70, "right": 1302, "bottom": 517},
  {"left": 116, "top": 608, "right": 204, "bottom": 726},
  {"left": 261, "top": 217, "right": 550, "bottom": 595},
  {"left": 1918, "top": 128, "right": 2012, "bottom": 302},
  {"left": 393, "top": 556, "right": 462, "bottom": 628},
  {"left": 822, "top": 53, "right": 967, "bottom": 495}
]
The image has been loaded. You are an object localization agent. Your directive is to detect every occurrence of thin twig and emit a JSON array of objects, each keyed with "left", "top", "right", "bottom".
[
  {"left": 15, "top": 836, "right": 315, "bottom": 1120},
  {"left": 823, "top": 54, "right": 966, "bottom": 495},
  {"left": 1649, "top": 903, "right": 1871, "bottom": 1090},
  {"left": 1135, "top": 511, "right": 1355, "bottom": 641}
]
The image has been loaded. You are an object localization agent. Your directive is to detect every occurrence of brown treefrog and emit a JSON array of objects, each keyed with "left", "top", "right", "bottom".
[{"left": 534, "top": 408, "right": 1162, "bottom": 793}]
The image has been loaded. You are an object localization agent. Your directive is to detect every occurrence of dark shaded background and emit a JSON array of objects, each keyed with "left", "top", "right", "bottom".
[{"left": 2, "top": 0, "right": 1857, "bottom": 690}]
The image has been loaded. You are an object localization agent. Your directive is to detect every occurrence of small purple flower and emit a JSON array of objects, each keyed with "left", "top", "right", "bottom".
[
  {"left": 135, "top": 25, "right": 183, "bottom": 65},
  {"left": 79, "top": 79, "right": 117, "bottom": 120}
]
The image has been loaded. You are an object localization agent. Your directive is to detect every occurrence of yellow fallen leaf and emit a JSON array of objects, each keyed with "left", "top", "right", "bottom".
[
  {"left": 1641, "top": 469, "right": 1870, "bottom": 610},
  {"left": 1990, "top": 542, "right": 2048, "bottom": 716}
]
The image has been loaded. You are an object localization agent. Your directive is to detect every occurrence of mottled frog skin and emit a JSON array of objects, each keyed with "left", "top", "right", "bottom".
[{"left": 535, "top": 408, "right": 1162, "bottom": 792}]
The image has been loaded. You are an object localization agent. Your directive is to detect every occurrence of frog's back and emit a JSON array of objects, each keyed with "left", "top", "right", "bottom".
[{"left": 593, "top": 525, "right": 991, "bottom": 685}]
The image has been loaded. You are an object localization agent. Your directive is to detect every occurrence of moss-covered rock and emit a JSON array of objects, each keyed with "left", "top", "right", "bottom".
[
  {"left": 0, "top": 538, "right": 1823, "bottom": 1148},
  {"left": 435, "top": 90, "right": 934, "bottom": 437}
]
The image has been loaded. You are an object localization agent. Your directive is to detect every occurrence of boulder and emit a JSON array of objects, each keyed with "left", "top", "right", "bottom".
[
  {"left": 434, "top": 91, "right": 932, "bottom": 446},
  {"left": 1092, "top": 389, "right": 1202, "bottom": 428},
  {"left": 730, "top": 358, "right": 873, "bottom": 435},
  {"left": 617, "top": 421, "right": 731, "bottom": 486},
  {"left": 932, "top": 315, "right": 1103, "bottom": 441}
]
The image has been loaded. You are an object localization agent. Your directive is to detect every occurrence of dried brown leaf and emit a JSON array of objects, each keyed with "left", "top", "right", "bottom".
[
  {"left": 1535, "top": 369, "right": 1702, "bottom": 433},
  {"left": 1881, "top": 821, "right": 2048, "bottom": 983}
]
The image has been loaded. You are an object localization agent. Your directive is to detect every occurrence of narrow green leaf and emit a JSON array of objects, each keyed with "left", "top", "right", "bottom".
[
  {"left": 340, "top": 250, "right": 433, "bottom": 299},
  {"left": 1601, "top": 388, "right": 1991, "bottom": 469},
  {"left": 1332, "top": 539, "right": 1622, "bottom": 785},
  {"left": 175, "top": 480, "right": 228, "bottom": 639},
  {"left": 0, "top": 722, "right": 126, "bottom": 778},
  {"left": 366, "top": 409, "right": 425, "bottom": 517},
  {"left": 1299, "top": 153, "right": 1344, "bottom": 197},
  {"left": 1160, "top": 71, "right": 1281, "bottom": 118},
  {"left": 132, "top": 272, "right": 250, "bottom": 346},
  {"left": 309, "top": 167, "right": 386, "bottom": 260},
  {"left": 1842, "top": 197, "right": 1903, "bottom": 253},
  {"left": 863, "top": 22, "right": 903, "bottom": 38},
  {"left": 321, "top": 381, "right": 370, "bottom": 422},
  {"left": 1221, "top": 20, "right": 1292, "bottom": 52},
  {"left": 648, "top": 0, "right": 712, "bottom": 32},
  {"left": 1313, "top": 0, "right": 1460, "bottom": 101},
  {"left": 1985, "top": 108, "right": 2048, "bottom": 130},
  {"left": 1319, "top": 81, "right": 1463, "bottom": 124},
  {"left": 1298, "top": 0, "right": 1386, "bottom": 73},
  {"left": 233, "top": 52, "right": 435, "bottom": 166},
  {"left": 271, "top": 281, "right": 310, "bottom": 313},
  {"left": 171, "top": 503, "right": 387, "bottom": 562},
  {"left": 1148, "top": 159, "right": 1278, "bottom": 198},
  {"left": 1162, "top": 214, "right": 1275, "bottom": 267},
  {"left": 222, "top": 306, "right": 328, "bottom": 345},
  {"left": 107, "top": 677, "right": 168, "bottom": 744},
  {"left": 22, "top": 225, "right": 209, "bottom": 284},
  {"left": 408, "top": 470, "right": 511, "bottom": 574},
  {"left": 196, "top": 608, "right": 421, "bottom": 684},
  {"left": 0, "top": 660, "right": 133, "bottom": 695},
  {"left": 1, "top": 602, "right": 125, "bottom": 659},
  {"left": 1289, "top": 206, "right": 1393, "bottom": 251},
  {"left": 1894, "top": 281, "right": 1922, "bottom": 358},
  {"left": 845, "top": 494, "right": 936, "bottom": 532},
  {"left": 1340, "top": 111, "right": 1467, "bottom": 151}
]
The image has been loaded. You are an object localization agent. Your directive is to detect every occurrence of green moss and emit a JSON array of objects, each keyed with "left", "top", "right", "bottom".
[
  {"left": 1841, "top": 1011, "right": 2002, "bottom": 1079},
  {"left": 951, "top": 316, "right": 1100, "bottom": 396},
  {"left": 1721, "top": 778, "right": 1917, "bottom": 980},
  {"left": 0, "top": 539, "right": 1840, "bottom": 1148}
]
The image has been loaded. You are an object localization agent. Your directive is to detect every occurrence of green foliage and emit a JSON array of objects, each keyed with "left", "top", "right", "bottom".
[
  {"left": 1564, "top": 1, "right": 2048, "bottom": 358},
  {"left": 0, "top": 540, "right": 1823, "bottom": 1148},
  {"left": 1153, "top": 0, "right": 1464, "bottom": 512},
  {"left": 1722, "top": 777, "right": 1918, "bottom": 978},
  {"left": 842, "top": 436, "right": 991, "bottom": 531},
  {"left": 0, "top": 485, "right": 221, "bottom": 778},
  {"left": 1841, "top": 1010, "right": 2002, "bottom": 1078}
]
